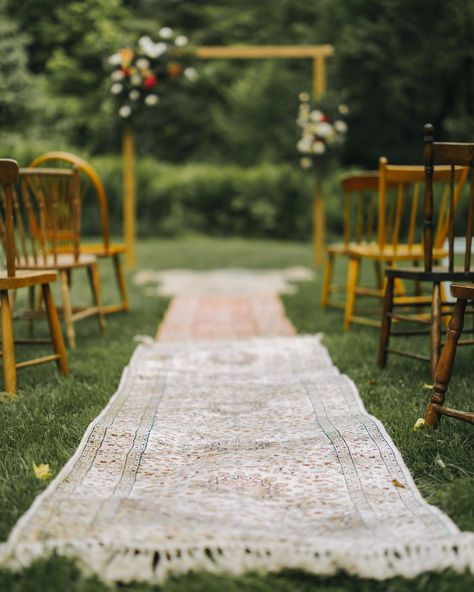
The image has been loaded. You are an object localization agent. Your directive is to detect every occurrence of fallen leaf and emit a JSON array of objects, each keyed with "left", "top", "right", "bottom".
[
  {"left": 413, "top": 417, "right": 426, "bottom": 432},
  {"left": 423, "top": 383, "right": 434, "bottom": 390},
  {"left": 391, "top": 479, "right": 406, "bottom": 489},
  {"left": 33, "top": 463, "right": 53, "bottom": 481}
]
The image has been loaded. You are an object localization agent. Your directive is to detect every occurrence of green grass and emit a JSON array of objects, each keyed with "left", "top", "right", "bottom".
[{"left": 0, "top": 235, "right": 472, "bottom": 591}]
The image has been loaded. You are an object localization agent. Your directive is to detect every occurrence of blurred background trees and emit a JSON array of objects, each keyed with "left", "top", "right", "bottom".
[{"left": 1, "top": 0, "right": 472, "bottom": 237}]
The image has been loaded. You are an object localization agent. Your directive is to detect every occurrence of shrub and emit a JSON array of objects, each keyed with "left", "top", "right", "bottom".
[{"left": 86, "top": 156, "right": 344, "bottom": 240}]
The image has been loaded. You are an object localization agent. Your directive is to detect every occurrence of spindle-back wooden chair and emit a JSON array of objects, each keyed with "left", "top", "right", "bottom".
[
  {"left": 29, "top": 152, "right": 128, "bottom": 315},
  {"left": 16, "top": 167, "right": 106, "bottom": 348},
  {"left": 378, "top": 126, "right": 473, "bottom": 377},
  {"left": 344, "top": 156, "right": 468, "bottom": 330},
  {"left": 425, "top": 283, "right": 474, "bottom": 427},
  {"left": 0, "top": 159, "right": 68, "bottom": 393},
  {"left": 321, "top": 172, "right": 381, "bottom": 309}
]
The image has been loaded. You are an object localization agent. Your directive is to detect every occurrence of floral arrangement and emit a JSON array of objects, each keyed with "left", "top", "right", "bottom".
[
  {"left": 296, "top": 92, "right": 349, "bottom": 170},
  {"left": 108, "top": 27, "right": 197, "bottom": 119}
]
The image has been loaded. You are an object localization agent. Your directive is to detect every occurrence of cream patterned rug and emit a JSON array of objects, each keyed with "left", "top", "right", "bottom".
[
  {"left": 133, "top": 267, "right": 314, "bottom": 296},
  {"left": 1, "top": 335, "right": 473, "bottom": 583}
]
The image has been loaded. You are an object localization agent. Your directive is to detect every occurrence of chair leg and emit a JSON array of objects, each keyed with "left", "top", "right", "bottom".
[
  {"left": 1, "top": 290, "right": 16, "bottom": 394},
  {"left": 321, "top": 252, "right": 335, "bottom": 308},
  {"left": 28, "top": 286, "right": 35, "bottom": 337},
  {"left": 42, "top": 283, "right": 69, "bottom": 377},
  {"left": 344, "top": 256, "right": 360, "bottom": 330},
  {"left": 430, "top": 282, "right": 442, "bottom": 380},
  {"left": 425, "top": 297, "right": 466, "bottom": 428},
  {"left": 60, "top": 269, "right": 76, "bottom": 349},
  {"left": 374, "top": 261, "right": 383, "bottom": 292},
  {"left": 377, "top": 276, "right": 395, "bottom": 368},
  {"left": 113, "top": 253, "right": 129, "bottom": 312},
  {"left": 87, "top": 263, "right": 106, "bottom": 333}
]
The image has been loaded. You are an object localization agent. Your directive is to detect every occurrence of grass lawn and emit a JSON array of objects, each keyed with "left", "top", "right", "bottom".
[{"left": 0, "top": 235, "right": 472, "bottom": 591}]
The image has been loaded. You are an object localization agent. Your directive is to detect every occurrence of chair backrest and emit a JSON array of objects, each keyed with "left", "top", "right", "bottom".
[
  {"left": 0, "top": 159, "right": 20, "bottom": 277},
  {"left": 340, "top": 172, "right": 380, "bottom": 246},
  {"left": 377, "top": 156, "right": 467, "bottom": 254},
  {"left": 29, "top": 151, "right": 110, "bottom": 251},
  {"left": 2, "top": 167, "right": 81, "bottom": 267},
  {"left": 424, "top": 124, "right": 474, "bottom": 272}
]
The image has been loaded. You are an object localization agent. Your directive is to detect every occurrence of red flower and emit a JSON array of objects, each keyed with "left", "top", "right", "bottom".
[
  {"left": 168, "top": 63, "right": 182, "bottom": 77},
  {"left": 144, "top": 74, "right": 157, "bottom": 88},
  {"left": 321, "top": 114, "right": 329, "bottom": 122}
]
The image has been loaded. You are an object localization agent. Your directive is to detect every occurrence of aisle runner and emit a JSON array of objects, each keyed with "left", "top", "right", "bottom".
[{"left": 1, "top": 273, "right": 473, "bottom": 583}]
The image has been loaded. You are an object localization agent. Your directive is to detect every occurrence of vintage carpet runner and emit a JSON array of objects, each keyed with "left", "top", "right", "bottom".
[{"left": 1, "top": 271, "right": 473, "bottom": 583}]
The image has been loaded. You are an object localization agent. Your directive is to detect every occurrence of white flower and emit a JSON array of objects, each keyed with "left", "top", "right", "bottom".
[
  {"left": 119, "top": 105, "right": 132, "bottom": 118},
  {"left": 159, "top": 27, "right": 173, "bottom": 39},
  {"left": 111, "top": 70, "right": 124, "bottom": 81},
  {"left": 108, "top": 53, "right": 122, "bottom": 66},
  {"left": 338, "top": 104, "right": 349, "bottom": 115},
  {"left": 312, "top": 141, "right": 326, "bottom": 154},
  {"left": 136, "top": 58, "right": 150, "bottom": 70},
  {"left": 298, "top": 92, "right": 310, "bottom": 102},
  {"left": 297, "top": 139, "right": 312, "bottom": 154},
  {"left": 300, "top": 157, "right": 313, "bottom": 169},
  {"left": 175, "top": 35, "right": 188, "bottom": 47},
  {"left": 145, "top": 42, "right": 167, "bottom": 59},
  {"left": 138, "top": 36, "right": 152, "bottom": 49},
  {"left": 334, "top": 120, "right": 348, "bottom": 134},
  {"left": 129, "top": 90, "right": 140, "bottom": 101},
  {"left": 310, "top": 110, "right": 324, "bottom": 122},
  {"left": 184, "top": 67, "right": 198, "bottom": 81},
  {"left": 315, "top": 121, "right": 333, "bottom": 138},
  {"left": 131, "top": 73, "right": 142, "bottom": 86},
  {"left": 145, "top": 94, "right": 159, "bottom": 106},
  {"left": 111, "top": 83, "right": 123, "bottom": 94}
]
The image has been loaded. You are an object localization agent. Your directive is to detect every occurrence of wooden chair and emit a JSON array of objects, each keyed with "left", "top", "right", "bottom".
[
  {"left": 15, "top": 167, "right": 106, "bottom": 348},
  {"left": 321, "top": 172, "right": 381, "bottom": 310},
  {"left": 29, "top": 152, "right": 129, "bottom": 315},
  {"left": 0, "top": 159, "right": 68, "bottom": 393},
  {"left": 425, "top": 283, "right": 474, "bottom": 427},
  {"left": 344, "top": 155, "right": 468, "bottom": 331},
  {"left": 378, "top": 125, "right": 474, "bottom": 377}
]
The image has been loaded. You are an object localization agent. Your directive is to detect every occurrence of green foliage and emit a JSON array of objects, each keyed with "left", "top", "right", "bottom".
[
  {"left": 0, "top": 12, "right": 36, "bottom": 129},
  {"left": 329, "top": 0, "right": 474, "bottom": 164}
]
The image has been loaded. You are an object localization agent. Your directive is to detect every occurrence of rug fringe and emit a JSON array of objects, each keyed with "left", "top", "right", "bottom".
[{"left": 2, "top": 535, "right": 474, "bottom": 583}]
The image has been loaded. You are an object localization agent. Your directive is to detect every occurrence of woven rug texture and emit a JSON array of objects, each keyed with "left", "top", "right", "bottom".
[{"left": 1, "top": 271, "right": 473, "bottom": 584}]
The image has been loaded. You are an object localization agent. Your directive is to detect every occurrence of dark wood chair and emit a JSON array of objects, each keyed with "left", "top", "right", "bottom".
[
  {"left": 29, "top": 152, "right": 129, "bottom": 315},
  {"left": 16, "top": 167, "right": 106, "bottom": 348},
  {"left": 344, "top": 156, "right": 467, "bottom": 330},
  {"left": 321, "top": 172, "right": 381, "bottom": 310},
  {"left": 378, "top": 125, "right": 474, "bottom": 378},
  {"left": 0, "top": 159, "right": 68, "bottom": 393},
  {"left": 425, "top": 283, "right": 474, "bottom": 426}
]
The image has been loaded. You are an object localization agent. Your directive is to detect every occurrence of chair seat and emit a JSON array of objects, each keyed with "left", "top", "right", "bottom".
[
  {"left": 17, "top": 252, "right": 97, "bottom": 270},
  {"left": 450, "top": 283, "right": 474, "bottom": 299},
  {"left": 81, "top": 243, "right": 126, "bottom": 257},
  {"left": 0, "top": 269, "right": 57, "bottom": 289},
  {"left": 385, "top": 265, "right": 474, "bottom": 281},
  {"left": 346, "top": 242, "right": 447, "bottom": 261}
]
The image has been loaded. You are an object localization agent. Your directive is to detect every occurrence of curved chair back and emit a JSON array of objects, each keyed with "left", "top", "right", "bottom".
[{"left": 29, "top": 151, "right": 110, "bottom": 252}]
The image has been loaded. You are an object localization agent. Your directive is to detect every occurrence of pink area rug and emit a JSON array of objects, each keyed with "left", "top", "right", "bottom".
[{"left": 156, "top": 295, "right": 295, "bottom": 342}]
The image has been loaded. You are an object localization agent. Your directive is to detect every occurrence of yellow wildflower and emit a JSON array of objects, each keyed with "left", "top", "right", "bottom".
[
  {"left": 33, "top": 463, "right": 53, "bottom": 481},
  {"left": 413, "top": 418, "right": 426, "bottom": 432}
]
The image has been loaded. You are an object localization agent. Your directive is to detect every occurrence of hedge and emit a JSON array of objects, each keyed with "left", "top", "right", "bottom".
[{"left": 85, "top": 156, "right": 343, "bottom": 240}]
